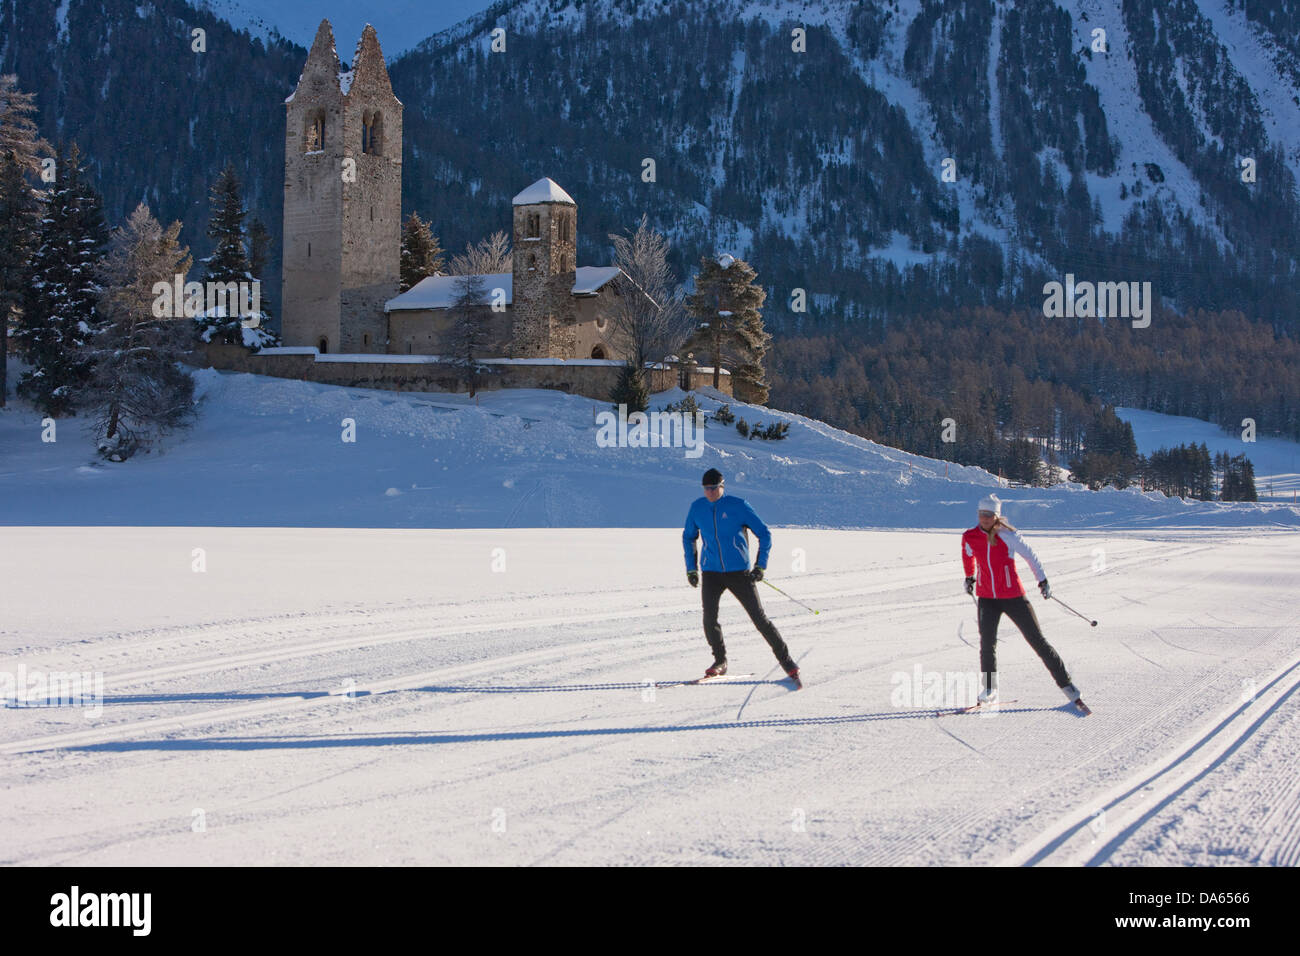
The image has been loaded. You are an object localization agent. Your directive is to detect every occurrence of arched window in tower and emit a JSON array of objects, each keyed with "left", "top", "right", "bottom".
[
  {"left": 526, "top": 213, "right": 540, "bottom": 239},
  {"left": 528, "top": 253, "right": 537, "bottom": 271},
  {"left": 318, "top": 337, "right": 328, "bottom": 354},
  {"left": 361, "top": 111, "right": 383, "bottom": 155},
  {"left": 304, "top": 110, "right": 326, "bottom": 151},
  {"left": 591, "top": 345, "right": 607, "bottom": 359},
  {"left": 559, "top": 213, "right": 571, "bottom": 242}
]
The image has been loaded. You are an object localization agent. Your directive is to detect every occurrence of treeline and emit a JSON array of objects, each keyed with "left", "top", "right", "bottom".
[
  {"left": 1069, "top": 438, "right": 1258, "bottom": 501},
  {"left": 768, "top": 306, "right": 1294, "bottom": 488}
]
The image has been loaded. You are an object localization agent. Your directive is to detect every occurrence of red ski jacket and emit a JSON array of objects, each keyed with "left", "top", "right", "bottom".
[{"left": 961, "top": 526, "right": 1046, "bottom": 599}]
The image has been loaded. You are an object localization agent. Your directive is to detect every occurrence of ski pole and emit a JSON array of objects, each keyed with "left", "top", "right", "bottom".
[
  {"left": 1052, "top": 595, "right": 1098, "bottom": 627},
  {"left": 763, "top": 579, "right": 820, "bottom": 615}
]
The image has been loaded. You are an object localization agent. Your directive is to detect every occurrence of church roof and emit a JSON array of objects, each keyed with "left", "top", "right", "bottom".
[
  {"left": 572, "top": 266, "right": 622, "bottom": 295},
  {"left": 386, "top": 273, "right": 513, "bottom": 311},
  {"left": 512, "top": 178, "right": 576, "bottom": 206},
  {"left": 385, "top": 266, "right": 624, "bottom": 311}
]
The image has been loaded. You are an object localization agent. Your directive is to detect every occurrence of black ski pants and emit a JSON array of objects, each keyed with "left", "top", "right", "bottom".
[
  {"left": 978, "top": 595, "right": 1071, "bottom": 690},
  {"left": 701, "top": 571, "right": 790, "bottom": 664}
]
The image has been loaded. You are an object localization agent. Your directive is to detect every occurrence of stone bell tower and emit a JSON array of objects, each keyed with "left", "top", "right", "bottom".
[
  {"left": 281, "top": 21, "right": 402, "bottom": 353},
  {"left": 510, "top": 178, "right": 578, "bottom": 358}
]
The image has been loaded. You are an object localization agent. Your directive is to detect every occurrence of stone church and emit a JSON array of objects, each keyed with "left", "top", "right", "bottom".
[{"left": 280, "top": 20, "right": 628, "bottom": 362}]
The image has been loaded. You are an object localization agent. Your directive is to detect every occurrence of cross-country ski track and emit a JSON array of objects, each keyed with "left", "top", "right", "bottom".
[{"left": 2, "top": 526, "right": 1297, "bottom": 866}]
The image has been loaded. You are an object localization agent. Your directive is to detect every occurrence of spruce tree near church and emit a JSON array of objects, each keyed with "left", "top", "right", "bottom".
[
  {"left": 197, "top": 163, "right": 277, "bottom": 348},
  {"left": 15, "top": 142, "right": 108, "bottom": 417},
  {"left": 682, "top": 254, "right": 771, "bottom": 404},
  {"left": 400, "top": 212, "right": 445, "bottom": 293},
  {"left": 0, "top": 74, "right": 45, "bottom": 408}
]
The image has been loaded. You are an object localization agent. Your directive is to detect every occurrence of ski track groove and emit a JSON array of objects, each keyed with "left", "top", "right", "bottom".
[
  {"left": 1000, "top": 614, "right": 1300, "bottom": 867},
  {"left": 4, "top": 533, "right": 1295, "bottom": 865}
]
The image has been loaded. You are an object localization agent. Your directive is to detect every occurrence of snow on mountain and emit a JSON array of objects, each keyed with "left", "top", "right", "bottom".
[
  {"left": 192, "top": 0, "right": 494, "bottom": 53},
  {"left": 1190, "top": 0, "right": 1300, "bottom": 183},
  {"left": 3, "top": 364, "right": 1297, "bottom": 529},
  {"left": 394, "top": 0, "right": 1296, "bottom": 282}
]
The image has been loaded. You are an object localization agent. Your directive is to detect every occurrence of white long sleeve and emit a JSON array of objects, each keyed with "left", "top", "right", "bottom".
[{"left": 998, "top": 529, "right": 1046, "bottom": 583}]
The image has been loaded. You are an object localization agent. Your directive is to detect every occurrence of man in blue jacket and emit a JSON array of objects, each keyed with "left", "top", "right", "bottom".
[{"left": 682, "top": 468, "right": 800, "bottom": 683}]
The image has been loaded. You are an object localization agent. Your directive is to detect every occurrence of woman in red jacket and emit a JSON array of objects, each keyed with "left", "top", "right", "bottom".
[{"left": 960, "top": 495, "right": 1085, "bottom": 709}]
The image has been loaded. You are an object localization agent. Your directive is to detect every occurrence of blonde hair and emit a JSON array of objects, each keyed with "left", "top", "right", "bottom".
[{"left": 986, "top": 515, "right": 1017, "bottom": 543}]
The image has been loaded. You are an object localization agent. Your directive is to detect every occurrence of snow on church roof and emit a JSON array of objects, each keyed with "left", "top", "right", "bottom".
[
  {"left": 386, "top": 273, "right": 513, "bottom": 311},
  {"left": 512, "top": 178, "right": 576, "bottom": 205},
  {"left": 385, "top": 267, "right": 624, "bottom": 311},
  {"left": 572, "top": 266, "right": 622, "bottom": 295}
]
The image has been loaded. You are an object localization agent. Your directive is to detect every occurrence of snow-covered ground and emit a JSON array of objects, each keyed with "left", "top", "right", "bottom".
[
  {"left": 3, "top": 366, "right": 1299, "bottom": 864},
  {"left": 3, "top": 364, "right": 1298, "bottom": 529},
  {"left": 1116, "top": 406, "right": 1300, "bottom": 502},
  {"left": 2, "top": 525, "right": 1298, "bottom": 865}
]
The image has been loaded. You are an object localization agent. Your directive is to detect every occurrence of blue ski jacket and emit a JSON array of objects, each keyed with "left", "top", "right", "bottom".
[{"left": 682, "top": 495, "right": 772, "bottom": 573}]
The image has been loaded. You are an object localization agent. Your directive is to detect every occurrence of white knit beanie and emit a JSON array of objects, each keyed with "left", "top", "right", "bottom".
[{"left": 978, "top": 494, "right": 1002, "bottom": 515}]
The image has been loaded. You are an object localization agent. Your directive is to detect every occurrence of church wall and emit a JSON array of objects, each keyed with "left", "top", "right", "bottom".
[
  {"left": 194, "top": 345, "right": 733, "bottom": 399},
  {"left": 387, "top": 306, "right": 513, "bottom": 356},
  {"left": 571, "top": 294, "right": 618, "bottom": 359}
]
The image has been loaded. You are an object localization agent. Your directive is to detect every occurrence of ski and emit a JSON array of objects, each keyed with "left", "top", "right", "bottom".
[
  {"left": 939, "top": 699, "right": 1018, "bottom": 715},
  {"left": 1073, "top": 699, "right": 1092, "bottom": 716},
  {"left": 685, "top": 672, "right": 754, "bottom": 685}
]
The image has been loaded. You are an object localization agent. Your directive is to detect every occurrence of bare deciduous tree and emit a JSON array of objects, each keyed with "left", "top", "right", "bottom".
[
  {"left": 606, "top": 214, "right": 690, "bottom": 371},
  {"left": 447, "top": 230, "right": 512, "bottom": 275}
]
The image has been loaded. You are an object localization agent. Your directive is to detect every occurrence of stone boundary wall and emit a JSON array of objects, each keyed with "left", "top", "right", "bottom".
[{"left": 192, "top": 344, "right": 732, "bottom": 400}]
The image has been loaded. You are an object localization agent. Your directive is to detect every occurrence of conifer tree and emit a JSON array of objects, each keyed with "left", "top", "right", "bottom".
[
  {"left": 81, "top": 203, "right": 197, "bottom": 460},
  {"left": 0, "top": 151, "right": 39, "bottom": 407},
  {"left": 198, "top": 163, "right": 249, "bottom": 345},
  {"left": 610, "top": 362, "right": 649, "bottom": 414},
  {"left": 0, "top": 76, "right": 46, "bottom": 406},
  {"left": 248, "top": 217, "right": 271, "bottom": 280},
  {"left": 445, "top": 273, "right": 492, "bottom": 397},
  {"left": 400, "top": 212, "right": 445, "bottom": 291},
  {"left": 196, "top": 164, "right": 276, "bottom": 348},
  {"left": 15, "top": 142, "right": 108, "bottom": 416},
  {"left": 682, "top": 254, "right": 771, "bottom": 403}
]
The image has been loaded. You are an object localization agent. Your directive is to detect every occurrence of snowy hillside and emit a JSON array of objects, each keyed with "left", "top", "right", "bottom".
[
  {"left": 1117, "top": 406, "right": 1300, "bottom": 501},
  {"left": 3, "top": 365, "right": 1298, "bottom": 529}
]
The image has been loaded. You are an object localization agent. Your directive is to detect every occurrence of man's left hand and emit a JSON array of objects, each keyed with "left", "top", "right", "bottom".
[{"left": 749, "top": 566, "right": 764, "bottom": 583}]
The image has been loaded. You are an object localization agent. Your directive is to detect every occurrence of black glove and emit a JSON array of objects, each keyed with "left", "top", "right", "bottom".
[
  {"left": 964, "top": 576, "right": 975, "bottom": 595},
  {"left": 687, "top": 570, "right": 699, "bottom": 588},
  {"left": 749, "top": 566, "right": 764, "bottom": 582},
  {"left": 1039, "top": 578, "right": 1051, "bottom": 599}
]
